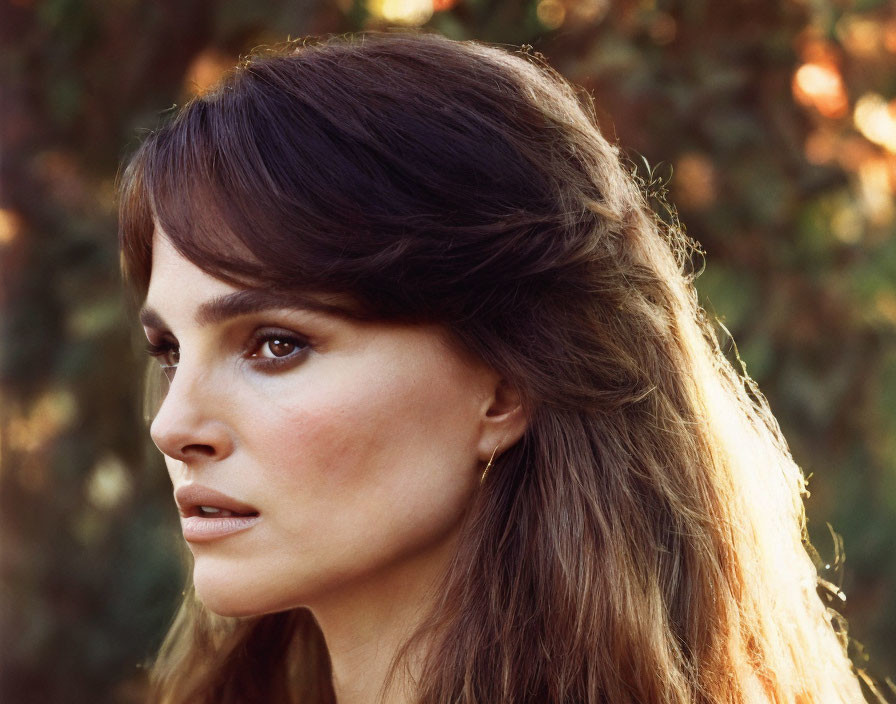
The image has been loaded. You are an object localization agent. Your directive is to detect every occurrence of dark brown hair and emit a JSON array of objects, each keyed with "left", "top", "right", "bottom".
[{"left": 119, "top": 30, "right": 867, "bottom": 703}]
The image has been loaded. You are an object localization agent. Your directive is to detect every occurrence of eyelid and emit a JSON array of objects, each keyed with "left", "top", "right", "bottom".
[{"left": 146, "top": 338, "right": 179, "bottom": 366}]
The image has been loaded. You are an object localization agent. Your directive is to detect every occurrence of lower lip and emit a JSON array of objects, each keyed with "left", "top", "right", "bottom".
[{"left": 180, "top": 515, "right": 261, "bottom": 543}]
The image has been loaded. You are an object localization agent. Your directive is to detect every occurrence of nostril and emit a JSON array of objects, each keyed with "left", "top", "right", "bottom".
[{"left": 181, "top": 443, "right": 217, "bottom": 458}]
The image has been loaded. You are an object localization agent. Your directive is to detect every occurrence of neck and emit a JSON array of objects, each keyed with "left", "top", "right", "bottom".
[{"left": 310, "top": 531, "right": 458, "bottom": 704}]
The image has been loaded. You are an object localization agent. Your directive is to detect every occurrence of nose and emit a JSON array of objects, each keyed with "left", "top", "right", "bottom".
[{"left": 149, "top": 363, "right": 235, "bottom": 464}]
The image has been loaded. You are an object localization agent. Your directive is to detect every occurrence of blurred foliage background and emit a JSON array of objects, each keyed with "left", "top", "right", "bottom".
[{"left": 1, "top": 0, "right": 895, "bottom": 701}]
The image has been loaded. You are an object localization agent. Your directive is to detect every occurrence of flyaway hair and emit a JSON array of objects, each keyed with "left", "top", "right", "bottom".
[{"left": 119, "top": 30, "right": 869, "bottom": 703}]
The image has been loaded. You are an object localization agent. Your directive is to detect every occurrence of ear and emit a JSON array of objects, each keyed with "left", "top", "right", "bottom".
[{"left": 477, "top": 378, "right": 528, "bottom": 462}]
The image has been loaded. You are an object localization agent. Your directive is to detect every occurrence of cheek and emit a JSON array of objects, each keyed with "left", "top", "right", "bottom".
[
  {"left": 248, "top": 347, "right": 483, "bottom": 550},
  {"left": 260, "top": 351, "right": 481, "bottom": 485}
]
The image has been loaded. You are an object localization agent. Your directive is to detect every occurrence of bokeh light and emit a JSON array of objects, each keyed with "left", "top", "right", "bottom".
[
  {"left": 674, "top": 153, "right": 717, "bottom": 210},
  {"left": 184, "top": 49, "right": 235, "bottom": 96},
  {"left": 86, "top": 455, "right": 132, "bottom": 512},
  {"left": 537, "top": 0, "right": 566, "bottom": 30},
  {"left": 854, "top": 93, "right": 896, "bottom": 155},
  {"left": 0, "top": 208, "right": 23, "bottom": 246},
  {"left": 793, "top": 61, "right": 849, "bottom": 119},
  {"left": 367, "top": 0, "right": 434, "bottom": 25},
  {"left": 7, "top": 391, "right": 76, "bottom": 458}
]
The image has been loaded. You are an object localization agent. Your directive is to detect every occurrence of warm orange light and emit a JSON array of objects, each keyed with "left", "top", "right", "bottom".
[
  {"left": 536, "top": 0, "right": 566, "bottom": 29},
  {"left": 432, "top": 0, "right": 457, "bottom": 10},
  {"left": 567, "top": 0, "right": 609, "bottom": 25},
  {"left": 0, "top": 208, "right": 23, "bottom": 246},
  {"left": 885, "top": 20, "right": 896, "bottom": 53},
  {"left": 793, "top": 62, "right": 849, "bottom": 119},
  {"left": 835, "top": 135, "right": 878, "bottom": 173},
  {"left": 7, "top": 391, "right": 77, "bottom": 455},
  {"left": 804, "top": 129, "right": 838, "bottom": 165},
  {"left": 184, "top": 49, "right": 234, "bottom": 96},
  {"left": 674, "top": 153, "right": 717, "bottom": 210},
  {"left": 836, "top": 16, "right": 883, "bottom": 58},
  {"left": 854, "top": 93, "right": 896, "bottom": 154},
  {"left": 367, "top": 0, "right": 433, "bottom": 25},
  {"left": 858, "top": 157, "right": 895, "bottom": 225}
]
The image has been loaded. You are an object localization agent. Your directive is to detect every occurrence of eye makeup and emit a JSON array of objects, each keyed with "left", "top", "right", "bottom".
[{"left": 244, "top": 327, "right": 311, "bottom": 372}]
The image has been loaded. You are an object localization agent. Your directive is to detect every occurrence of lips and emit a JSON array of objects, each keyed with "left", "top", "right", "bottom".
[{"left": 174, "top": 484, "right": 260, "bottom": 518}]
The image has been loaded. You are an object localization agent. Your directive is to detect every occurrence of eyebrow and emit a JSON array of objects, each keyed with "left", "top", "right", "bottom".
[{"left": 139, "top": 289, "right": 363, "bottom": 331}]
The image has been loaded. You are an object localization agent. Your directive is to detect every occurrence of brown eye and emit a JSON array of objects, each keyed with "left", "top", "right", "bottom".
[
  {"left": 251, "top": 331, "right": 309, "bottom": 363},
  {"left": 264, "top": 338, "right": 296, "bottom": 358}
]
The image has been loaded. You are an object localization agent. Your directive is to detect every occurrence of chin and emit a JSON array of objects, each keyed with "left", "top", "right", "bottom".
[
  {"left": 194, "top": 584, "right": 263, "bottom": 618},
  {"left": 191, "top": 562, "right": 277, "bottom": 618},
  {"left": 191, "top": 559, "right": 321, "bottom": 618}
]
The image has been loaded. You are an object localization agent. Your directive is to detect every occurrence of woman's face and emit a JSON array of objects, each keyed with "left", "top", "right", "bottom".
[{"left": 142, "top": 234, "right": 508, "bottom": 617}]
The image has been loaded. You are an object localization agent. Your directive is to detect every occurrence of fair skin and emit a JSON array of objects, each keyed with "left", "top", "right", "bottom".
[{"left": 142, "top": 233, "right": 527, "bottom": 703}]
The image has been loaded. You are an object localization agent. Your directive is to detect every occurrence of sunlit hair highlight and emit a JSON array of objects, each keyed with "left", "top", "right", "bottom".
[{"left": 119, "top": 31, "right": 869, "bottom": 703}]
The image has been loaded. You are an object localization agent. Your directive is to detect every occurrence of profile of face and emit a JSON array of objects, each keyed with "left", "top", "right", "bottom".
[{"left": 141, "top": 233, "right": 525, "bottom": 617}]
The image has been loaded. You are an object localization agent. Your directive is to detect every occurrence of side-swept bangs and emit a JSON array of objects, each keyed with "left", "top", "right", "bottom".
[{"left": 118, "top": 34, "right": 568, "bottom": 326}]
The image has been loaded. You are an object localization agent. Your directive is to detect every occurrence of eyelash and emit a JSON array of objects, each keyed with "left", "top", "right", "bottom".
[
  {"left": 145, "top": 329, "right": 310, "bottom": 375},
  {"left": 145, "top": 339, "right": 179, "bottom": 370}
]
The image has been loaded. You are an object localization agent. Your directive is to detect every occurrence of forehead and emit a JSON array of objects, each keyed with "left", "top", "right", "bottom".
[
  {"left": 147, "top": 233, "right": 232, "bottom": 294},
  {"left": 144, "top": 234, "right": 239, "bottom": 323},
  {"left": 143, "top": 233, "right": 366, "bottom": 327}
]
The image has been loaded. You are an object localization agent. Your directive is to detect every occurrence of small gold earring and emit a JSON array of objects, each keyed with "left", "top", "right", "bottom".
[{"left": 479, "top": 442, "right": 502, "bottom": 485}]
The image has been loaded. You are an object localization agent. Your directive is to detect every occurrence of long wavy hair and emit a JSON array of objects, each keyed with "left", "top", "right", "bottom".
[{"left": 118, "top": 31, "right": 868, "bottom": 703}]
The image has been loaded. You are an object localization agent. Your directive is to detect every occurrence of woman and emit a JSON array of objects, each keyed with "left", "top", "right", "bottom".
[{"left": 118, "top": 31, "right": 868, "bottom": 703}]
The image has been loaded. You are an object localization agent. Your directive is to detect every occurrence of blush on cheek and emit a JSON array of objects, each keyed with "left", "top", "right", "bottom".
[
  {"left": 251, "top": 388, "right": 394, "bottom": 504},
  {"left": 259, "top": 353, "right": 448, "bottom": 489}
]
